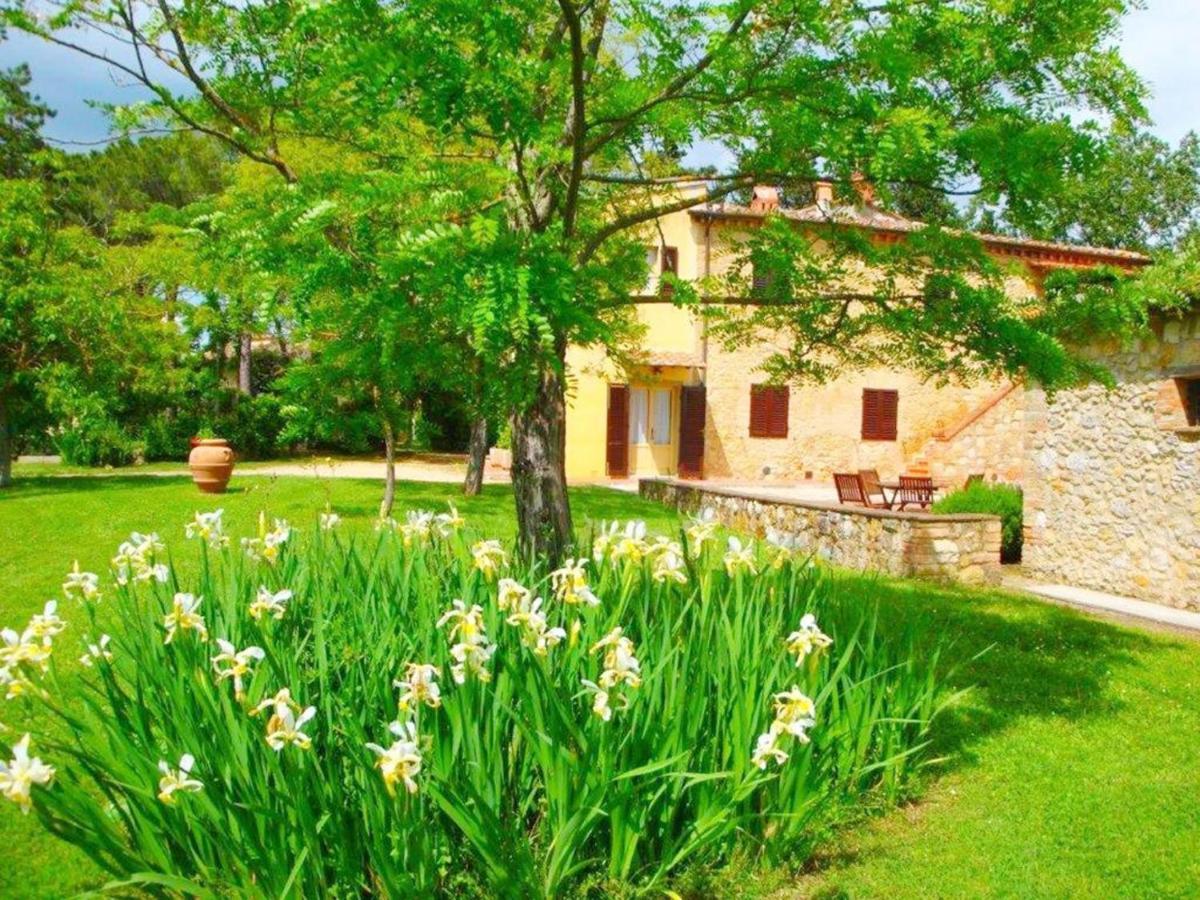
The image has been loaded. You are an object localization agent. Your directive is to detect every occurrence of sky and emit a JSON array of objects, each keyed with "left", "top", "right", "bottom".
[{"left": 1, "top": 0, "right": 1197, "bottom": 150}]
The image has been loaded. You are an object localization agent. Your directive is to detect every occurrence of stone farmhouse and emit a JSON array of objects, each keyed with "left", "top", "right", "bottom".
[{"left": 562, "top": 182, "right": 1200, "bottom": 609}]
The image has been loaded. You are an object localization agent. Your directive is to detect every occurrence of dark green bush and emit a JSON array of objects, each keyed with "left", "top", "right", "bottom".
[
  {"left": 141, "top": 410, "right": 202, "bottom": 462},
  {"left": 933, "top": 481, "right": 1024, "bottom": 563},
  {"left": 201, "top": 392, "right": 287, "bottom": 460}
]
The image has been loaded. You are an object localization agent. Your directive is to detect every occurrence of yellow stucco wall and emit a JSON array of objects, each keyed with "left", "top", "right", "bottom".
[{"left": 565, "top": 334, "right": 699, "bottom": 481}]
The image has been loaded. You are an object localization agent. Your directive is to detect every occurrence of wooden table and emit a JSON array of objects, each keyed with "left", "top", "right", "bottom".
[{"left": 879, "top": 481, "right": 939, "bottom": 510}]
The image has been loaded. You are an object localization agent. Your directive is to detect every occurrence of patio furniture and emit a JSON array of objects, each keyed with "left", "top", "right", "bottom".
[
  {"left": 964, "top": 473, "right": 985, "bottom": 489},
  {"left": 834, "top": 472, "right": 883, "bottom": 508},
  {"left": 892, "top": 475, "right": 936, "bottom": 510},
  {"left": 857, "top": 468, "right": 893, "bottom": 509}
]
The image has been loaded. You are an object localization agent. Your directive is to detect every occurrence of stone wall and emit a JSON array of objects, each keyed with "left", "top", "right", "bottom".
[
  {"left": 918, "top": 383, "right": 1029, "bottom": 486},
  {"left": 1023, "top": 310, "right": 1200, "bottom": 610},
  {"left": 640, "top": 477, "right": 1002, "bottom": 585}
]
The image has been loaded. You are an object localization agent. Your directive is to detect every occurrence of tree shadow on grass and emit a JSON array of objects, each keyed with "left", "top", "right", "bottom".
[
  {"left": 829, "top": 572, "right": 1163, "bottom": 769},
  {"left": 0, "top": 475, "right": 196, "bottom": 501},
  {"left": 795, "top": 570, "right": 1178, "bottom": 882}
]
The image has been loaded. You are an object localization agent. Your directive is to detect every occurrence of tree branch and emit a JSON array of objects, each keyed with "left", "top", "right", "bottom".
[
  {"left": 583, "top": 2, "right": 756, "bottom": 158},
  {"left": 578, "top": 177, "right": 755, "bottom": 263},
  {"left": 557, "top": 0, "right": 588, "bottom": 237}
]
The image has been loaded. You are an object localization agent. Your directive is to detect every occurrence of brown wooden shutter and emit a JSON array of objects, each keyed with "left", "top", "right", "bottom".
[
  {"left": 749, "top": 385, "right": 788, "bottom": 438},
  {"left": 606, "top": 385, "right": 630, "bottom": 477},
  {"left": 862, "top": 388, "right": 898, "bottom": 441},
  {"left": 769, "top": 386, "right": 789, "bottom": 437},
  {"left": 678, "top": 385, "right": 706, "bottom": 478}
]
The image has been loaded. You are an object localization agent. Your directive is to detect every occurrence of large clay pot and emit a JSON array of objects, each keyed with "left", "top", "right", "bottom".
[{"left": 188, "top": 439, "right": 235, "bottom": 494}]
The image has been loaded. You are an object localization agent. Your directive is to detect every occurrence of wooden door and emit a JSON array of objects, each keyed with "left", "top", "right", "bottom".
[
  {"left": 678, "top": 384, "right": 706, "bottom": 479},
  {"left": 606, "top": 384, "right": 630, "bottom": 477}
]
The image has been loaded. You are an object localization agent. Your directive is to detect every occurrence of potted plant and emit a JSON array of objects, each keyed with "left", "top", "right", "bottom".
[{"left": 188, "top": 429, "right": 236, "bottom": 493}]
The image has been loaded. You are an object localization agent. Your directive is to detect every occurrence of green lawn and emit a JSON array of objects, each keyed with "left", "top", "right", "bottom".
[{"left": 1, "top": 473, "right": 1198, "bottom": 897}]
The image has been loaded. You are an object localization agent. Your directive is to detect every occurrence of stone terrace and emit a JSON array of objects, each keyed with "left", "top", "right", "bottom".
[{"left": 640, "top": 477, "right": 1003, "bottom": 585}]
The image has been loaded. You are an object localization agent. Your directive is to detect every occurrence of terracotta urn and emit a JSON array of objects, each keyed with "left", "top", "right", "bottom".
[{"left": 188, "top": 438, "right": 236, "bottom": 494}]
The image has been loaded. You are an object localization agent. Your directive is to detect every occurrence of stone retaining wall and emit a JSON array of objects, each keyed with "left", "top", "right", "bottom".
[{"left": 640, "top": 478, "right": 1002, "bottom": 585}]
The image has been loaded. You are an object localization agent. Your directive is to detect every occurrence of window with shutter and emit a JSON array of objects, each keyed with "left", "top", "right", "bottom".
[
  {"left": 749, "top": 385, "right": 789, "bottom": 438},
  {"left": 861, "top": 388, "right": 899, "bottom": 441}
]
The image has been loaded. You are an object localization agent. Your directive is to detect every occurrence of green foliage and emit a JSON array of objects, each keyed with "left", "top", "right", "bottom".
[
  {"left": 978, "top": 128, "right": 1200, "bottom": 252},
  {"left": 0, "top": 60, "right": 51, "bottom": 179},
  {"left": 0, "top": 178, "right": 176, "bottom": 480},
  {"left": 202, "top": 392, "right": 286, "bottom": 461},
  {"left": 933, "top": 482, "right": 1024, "bottom": 563},
  {"left": 51, "top": 416, "right": 140, "bottom": 469},
  {"left": 14, "top": 513, "right": 950, "bottom": 896},
  {"left": 53, "top": 133, "right": 232, "bottom": 236}
]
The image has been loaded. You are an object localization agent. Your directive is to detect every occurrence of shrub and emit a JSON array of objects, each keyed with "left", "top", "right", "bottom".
[
  {"left": 933, "top": 481, "right": 1024, "bottom": 562},
  {"left": 199, "top": 392, "right": 287, "bottom": 460},
  {"left": 141, "top": 411, "right": 203, "bottom": 462},
  {"left": 52, "top": 417, "right": 140, "bottom": 467},
  {"left": 4, "top": 513, "right": 953, "bottom": 896}
]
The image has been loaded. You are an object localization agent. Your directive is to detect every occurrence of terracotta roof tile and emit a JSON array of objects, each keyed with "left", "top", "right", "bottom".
[{"left": 691, "top": 201, "right": 1151, "bottom": 268}]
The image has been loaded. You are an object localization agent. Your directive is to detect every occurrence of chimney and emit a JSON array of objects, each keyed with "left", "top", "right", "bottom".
[
  {"left": 749, "top": 184, "right": 780, "bottom": 213},
  {"left": 851, "top": 171, "right": 876, "bottom": 206},
  {"left": 812, "top": 180, "right": 835, "bottom": 208}
]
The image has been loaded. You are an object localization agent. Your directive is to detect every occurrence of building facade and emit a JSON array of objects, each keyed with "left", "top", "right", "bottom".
[{"left": 564, "top": 183, "right": 1148, "bottom": 488}]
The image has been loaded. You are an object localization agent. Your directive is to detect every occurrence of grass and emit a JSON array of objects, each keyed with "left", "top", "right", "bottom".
[{"left": 2, "top": 473, "right": 1199, "bottom": 896}]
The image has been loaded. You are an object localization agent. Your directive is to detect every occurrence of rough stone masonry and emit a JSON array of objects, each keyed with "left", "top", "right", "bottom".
[{"left": 640, "top": 478, "right": 1002, "bottom": 585}]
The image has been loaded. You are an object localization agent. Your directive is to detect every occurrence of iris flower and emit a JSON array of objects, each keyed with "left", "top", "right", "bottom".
[
  {"left": 163, "top": 593, "right": 207, "bottom": 644},
  {"left": 157, "top": 754, "right": 203, "bottom": 804},
  {"left": 211, "top": 639, "right": 266, "bottom": 701},
  {"left": 0, "top": 734, "right": 54, "bottom": 814},
  {"left": 249, "top": 586, "right": 293, "bottom": 622},
  {"left": 395, "top": 663, "right": 442, "bottom": 712},
  {"left": 366, "top": 720, "right": 423, "bottom": 795},
  {"left": 784, "top": 614, "right": 833, "bottom": 666}
]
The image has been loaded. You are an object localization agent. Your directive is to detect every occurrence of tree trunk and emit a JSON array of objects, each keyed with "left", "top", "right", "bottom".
[
  {"left": 379, "top": 417, "right": 397, "bottom": 519},
  {"left": 510, "top": 362, "right": 573, "bottom": 561},
  {"left": 238, "top": 332, "right": 253, "bottom": 395},
  {"left": 463, "top": 415, "right": 488, "bottom": 496},
  {"left": 0, "top": 391, "right": 12, "bottom": 489}
]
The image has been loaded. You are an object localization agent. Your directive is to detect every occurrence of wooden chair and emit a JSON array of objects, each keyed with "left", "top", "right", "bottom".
[
  {"left": 857, "top": 468, "right": 892, "bottom": 509},
  {"left": 835, "top": 472, "right": 880, "bottom": 508},
  {"left": 905, "top": 460, "right": 932, "bottom": 479},
  {"left": 894, "top": 475, "right": 935, "bottom": 510}
]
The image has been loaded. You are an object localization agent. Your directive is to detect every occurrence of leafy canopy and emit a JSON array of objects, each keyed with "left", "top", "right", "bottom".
[{"left": 5, "top": 0, "right": 1157, "bottom": 397}]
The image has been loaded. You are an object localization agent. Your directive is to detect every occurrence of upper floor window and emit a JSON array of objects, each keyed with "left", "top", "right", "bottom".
[
  {"left": 751, "top": 261, "right": 775, "bottom": 294},
  {"left": 749, "top": 385, "right": 789, "bottom": 438},
  {"left": 861, "top": 388, "right": 899, "bottom": 441},
  {"left": 645, "top": 245, "right": 679, "bottom": 294}
]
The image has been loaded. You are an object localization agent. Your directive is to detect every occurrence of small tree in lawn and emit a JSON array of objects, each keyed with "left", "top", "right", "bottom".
[{"left": 13, "top": 0, "right": 1164, "bottom": 556}]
